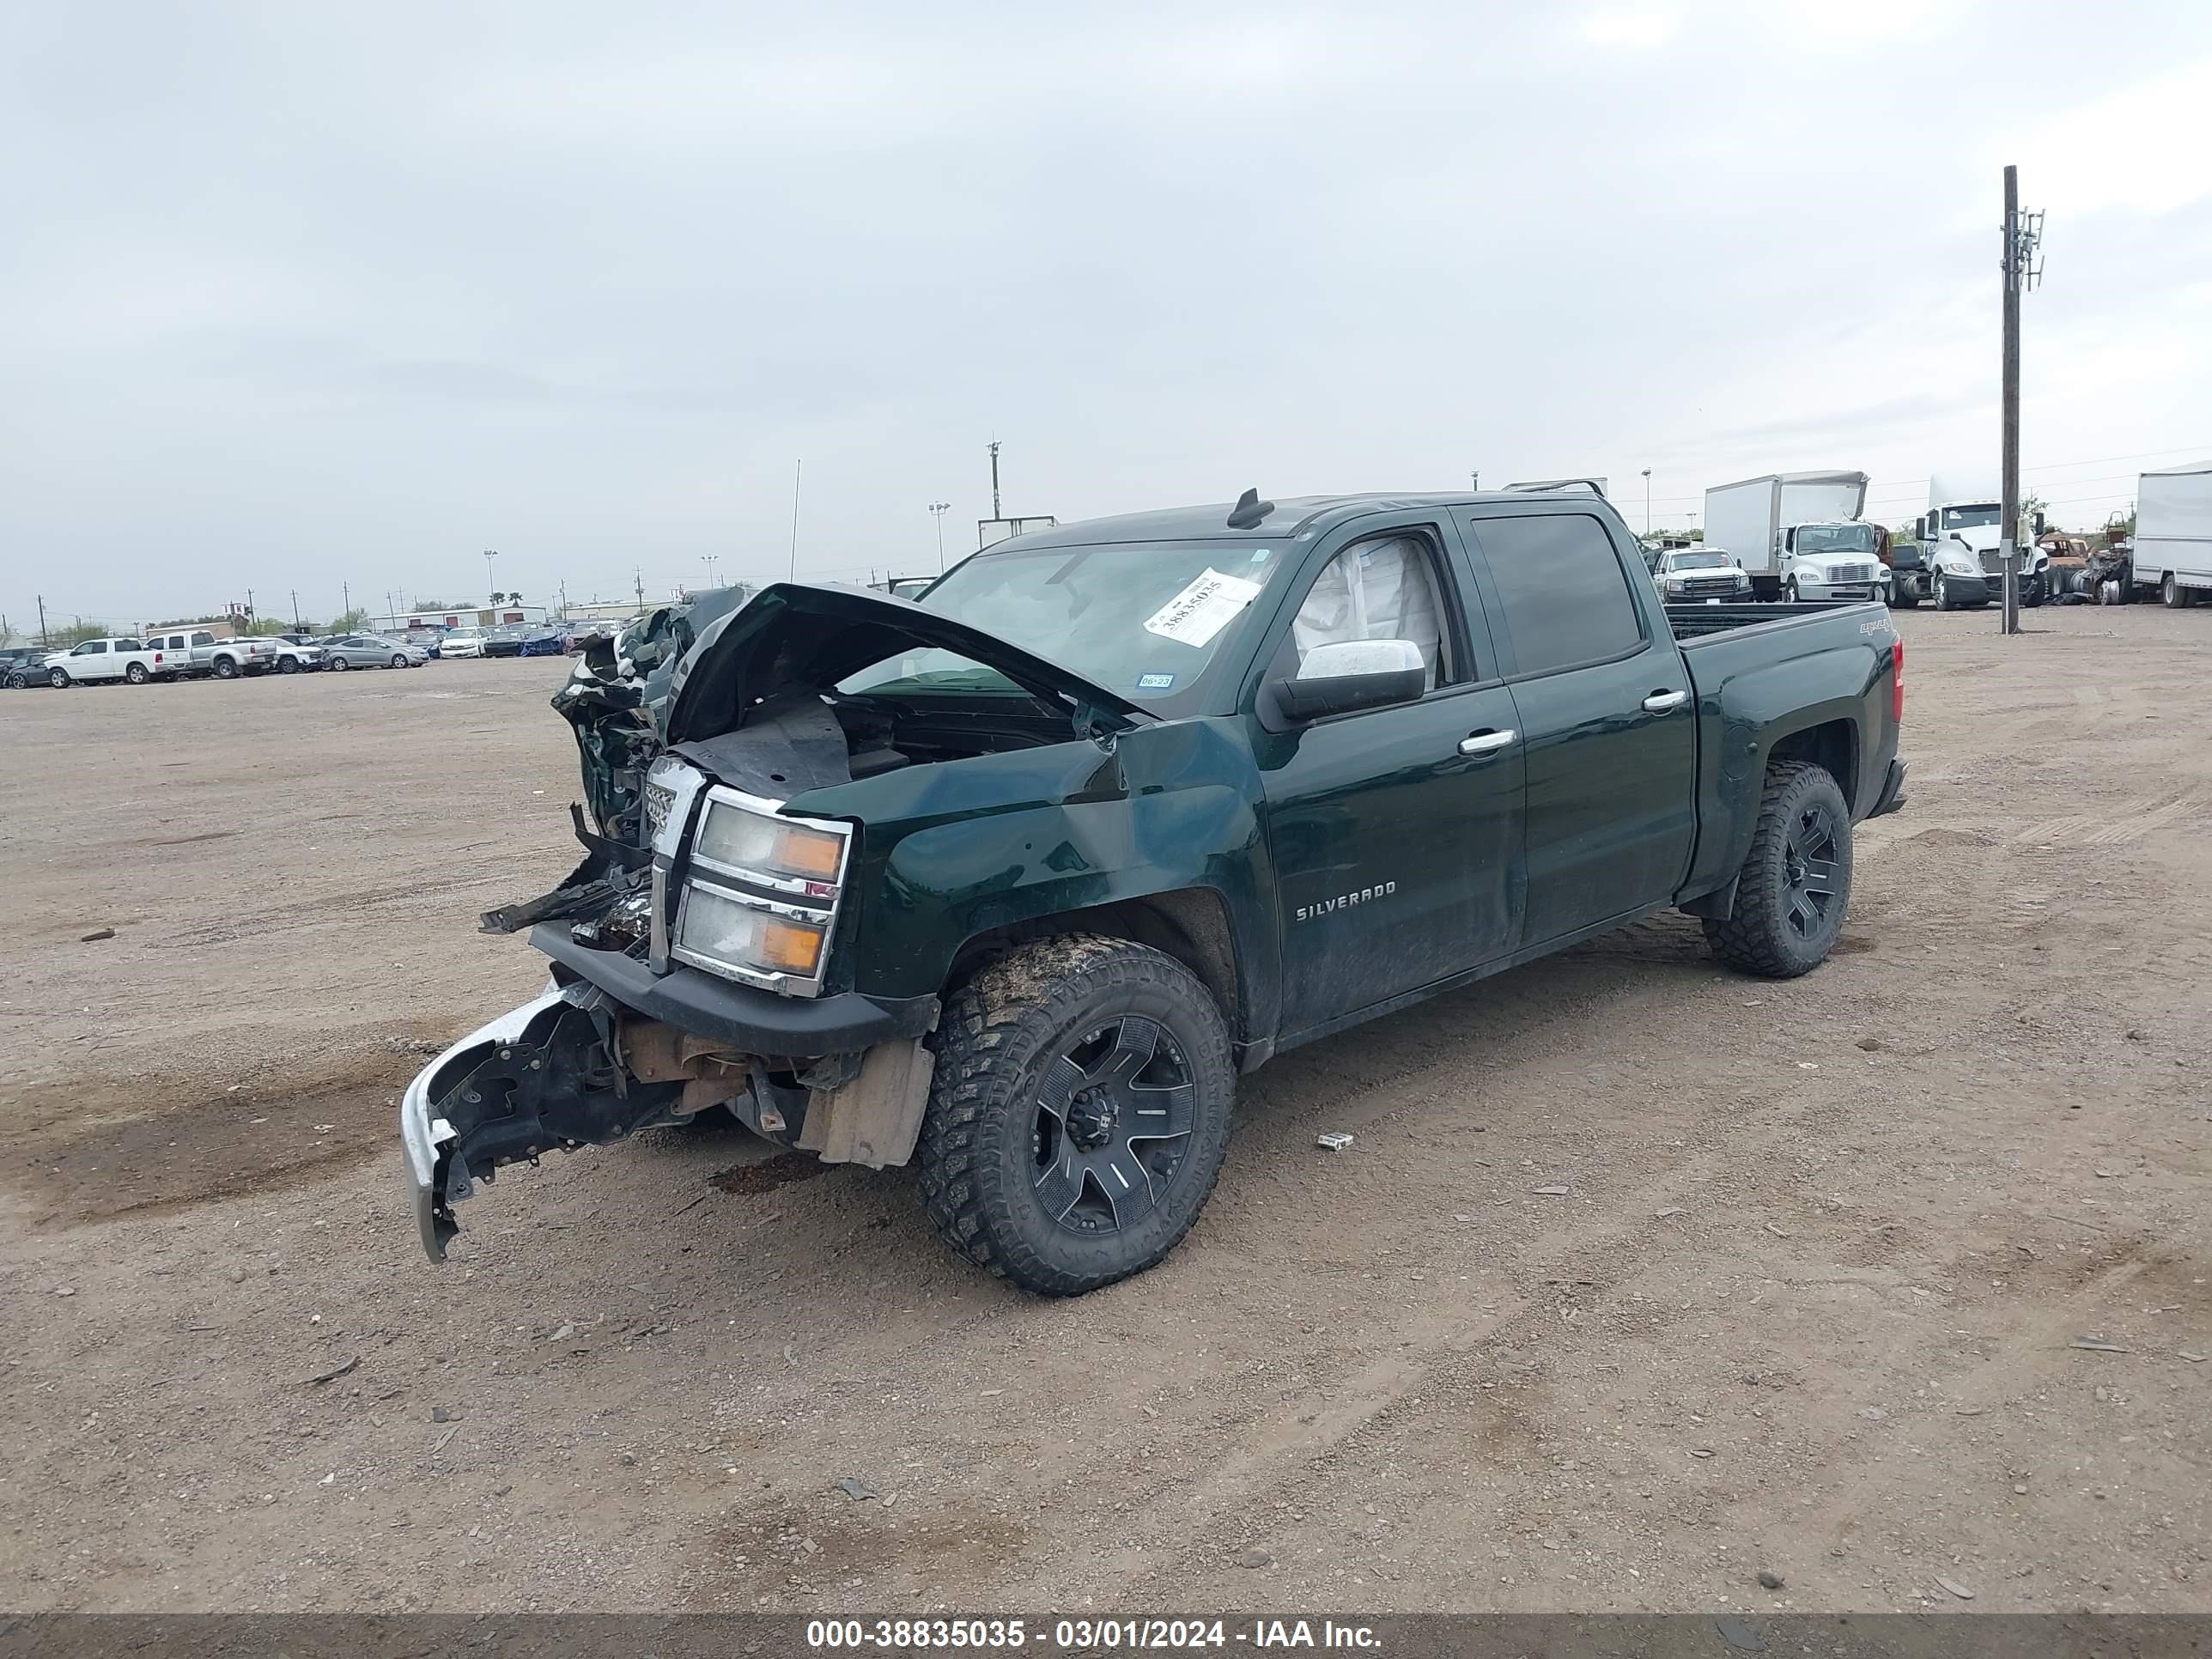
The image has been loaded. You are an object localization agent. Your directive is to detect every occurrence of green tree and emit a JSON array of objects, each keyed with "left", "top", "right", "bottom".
[
  {"left": 55, "top": 618, "right": 110, "bottom": 646},
  {"left": 328, "top": 606, "right": 370, "bottom": 631}
]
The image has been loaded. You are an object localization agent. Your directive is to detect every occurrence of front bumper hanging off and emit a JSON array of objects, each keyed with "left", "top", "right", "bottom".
[{"left": 400, "top": 942, "right": 944, "bottom": 1263}]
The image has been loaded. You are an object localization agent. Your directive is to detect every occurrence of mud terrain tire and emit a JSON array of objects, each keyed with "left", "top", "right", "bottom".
[
  {"left": 915, "top": 933, "right": 1235, "bottom": 1296},
  {"left": 1703, "top": 760, "right": 1853, "bottom": 979}
]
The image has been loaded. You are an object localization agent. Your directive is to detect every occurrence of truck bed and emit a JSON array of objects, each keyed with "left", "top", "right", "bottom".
[{"left": 1665, "top": 599, "right": 1883, "bottom": 641}]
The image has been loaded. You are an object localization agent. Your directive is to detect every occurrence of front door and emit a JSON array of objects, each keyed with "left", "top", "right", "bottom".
[
  {"left": 1253, "top": 524, "right": 1525, "bottom": 1037},
  {"left": 70, "top": 641, "right": 118, "bottom": 682},
  {"left": 1456, "top": 505, "right": 1697, "bottom": 948}
]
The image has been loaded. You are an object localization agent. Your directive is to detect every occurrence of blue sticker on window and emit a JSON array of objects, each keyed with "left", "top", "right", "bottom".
[{"left": 1136, "top": 672, "right": 1176, "bottom": 690}]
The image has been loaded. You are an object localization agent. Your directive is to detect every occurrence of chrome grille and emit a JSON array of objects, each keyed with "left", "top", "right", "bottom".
[{"left": 643, "top": 781, "right": 676, "bottom": 841}]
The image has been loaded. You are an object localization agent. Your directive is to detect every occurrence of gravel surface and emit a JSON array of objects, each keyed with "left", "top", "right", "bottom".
[{"left": 0, "top": 608, "right": 2206, "bottom": 1613}]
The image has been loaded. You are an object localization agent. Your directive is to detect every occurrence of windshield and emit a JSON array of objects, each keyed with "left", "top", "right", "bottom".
[
  {"left": 1796, "top": 524, "right": 1876, "bottom": 555},
  {"left": 1665, "top": 552, "right": 1731, "bottom": 570},
  {"left": 1942, "top": 505, "right": 2001, "bottom": 531},
  {"left": 839, "top": 539, "right": 1287, "bottom": 713}
]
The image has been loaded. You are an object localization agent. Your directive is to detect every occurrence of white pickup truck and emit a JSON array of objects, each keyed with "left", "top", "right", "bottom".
[
  {"left": 38, "top": 637, "right": 171, "bottom": 686},
  {"left": 142, "top": 628, "right": 283, "bottom": 679}
]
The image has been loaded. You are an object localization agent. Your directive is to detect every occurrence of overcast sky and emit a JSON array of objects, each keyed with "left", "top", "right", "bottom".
[{"left": 3, "top": 1, "right": 2209, "bottom": 632}]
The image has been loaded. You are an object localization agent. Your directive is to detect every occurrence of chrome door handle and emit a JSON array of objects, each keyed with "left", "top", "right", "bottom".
[
  {"left": 1642, "top": 690, "right": 1689, "bottom": 712},
  {"left": 1458, "top": 729, "right": 1516, "bottom": 757}
]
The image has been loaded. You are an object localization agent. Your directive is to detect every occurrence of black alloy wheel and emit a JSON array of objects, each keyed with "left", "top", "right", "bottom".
[{"left": 1030, "top": 1014, "right": 1198, "bottom": 1237}]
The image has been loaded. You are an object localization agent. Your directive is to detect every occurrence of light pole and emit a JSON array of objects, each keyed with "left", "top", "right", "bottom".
[
  {"left": 928, "top": 501, "right": 951, "bottom": 571},
  {"left": 702, "top": 554, "right": 721, "bottom": 588},
  {"left": 1641, "top": 469, "right": 1653, "bottom": 535},
  {"left": 483, "top": 548, "right": 498, "bottom": 600}
]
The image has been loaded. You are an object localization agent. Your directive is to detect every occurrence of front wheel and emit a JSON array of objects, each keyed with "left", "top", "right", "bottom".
[
  {"left": 1703, "top": 760, "right": 1852, "bottom": 979},
  {"left": 278, "top": 656, "right": 298, "bottom": 673},
  {"left": 329, "top": 655, "right": 349, "bottom": 672},
  {"left": 1933, "top": 574, "right": 1955, "bottom": 611},
  {"left": 47, "top": 666, "right": 70, "bottom": 689},
  {"left": 915, "top": 934, "right": 1236, "bottom": 1296},
  {"left": 1784, "top": 580, "right": 1801, "bottom": 604}
]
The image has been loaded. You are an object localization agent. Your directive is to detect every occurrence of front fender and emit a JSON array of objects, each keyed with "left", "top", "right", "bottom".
[{"left": 797, "top": 719, "right": 1276, "bottom": 1026}]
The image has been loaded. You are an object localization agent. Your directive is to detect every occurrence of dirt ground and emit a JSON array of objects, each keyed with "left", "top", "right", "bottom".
[{"left": 0, "top": 607, "right": 2206, "bottom": 1617}]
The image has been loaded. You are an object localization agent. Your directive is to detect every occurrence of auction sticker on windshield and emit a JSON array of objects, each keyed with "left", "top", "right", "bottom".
[{"left": 1144, "top": 568, "right": 1263, "bottom": 648}]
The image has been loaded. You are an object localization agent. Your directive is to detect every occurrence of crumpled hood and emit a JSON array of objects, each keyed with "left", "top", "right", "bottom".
[{"left": 664, "top": 582, "right": 1150, "bottom": 745}]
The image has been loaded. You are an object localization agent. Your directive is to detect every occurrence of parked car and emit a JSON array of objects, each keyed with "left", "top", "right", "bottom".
[
  {"left": 39, "top": 637, "right": 170, "bottom": 686},
  {"left": 264, "top": 636, "right": 325, "bottom": 673},
  {"left": 403, "top": 488, "right": 1907, "bottom": 1294},
  {"left": 319, "top": 634, "right": 428, "bottom": 670},
  {"left": 143, "top": 629, "right": 283, "bottom": 679},
  {"left": 440, "top": 628, "right": 489, "bottom": 659},
  {"left": 483, "top": 624, "right": 565, "bottom": 658},
  {"left": 1650, "top": 547, "right": 1753, "bottom": 601},
  {"left": 1, "top": 646, "right": 53, "bottom": 687}
]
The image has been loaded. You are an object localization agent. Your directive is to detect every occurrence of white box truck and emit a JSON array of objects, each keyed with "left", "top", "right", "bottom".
[
  {"left": 1702, "top": 471, "right": 1877, "bottom": 601},
  {"left": 2131, "top": 460, "right": 2212, "bottom": 607}
]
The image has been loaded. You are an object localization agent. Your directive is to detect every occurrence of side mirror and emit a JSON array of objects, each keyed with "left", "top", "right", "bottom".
[
  {"left": 2033, "top": 511, "right": 2047, "bottom": 536},
  {"left": 1269, "top": 639, "right": 1426, "bottom": 723}
]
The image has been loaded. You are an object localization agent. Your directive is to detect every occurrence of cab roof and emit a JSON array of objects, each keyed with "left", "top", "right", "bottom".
[{"left": 984, "top": 492, "right": 1615, "bottom": 552}]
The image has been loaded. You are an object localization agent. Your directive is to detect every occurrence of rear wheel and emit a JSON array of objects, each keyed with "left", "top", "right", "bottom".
[
  {"left": 1703, "top": 760, "right": 1852, "bottom": 979},
  {"left": 213, "top": 657, "right": 239, "bottom": 680},
  {"left": 125, "top": 662, "right": 149, "bottom": 684},
  {"left": 2164, "top": 574, "right": 2194, "bottom": 609},
  {"left": 916, "top": 934, "right": 1236, "bottom": 1296},
  {"left": 48, "top": 666, "right": 70, "bottom": 689}
]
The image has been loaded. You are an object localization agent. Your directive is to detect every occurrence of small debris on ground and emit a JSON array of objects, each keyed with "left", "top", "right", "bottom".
[
  {"left": 1936, "top": 1575, "right": 1976, "bottom": 1600},
  {"left": 2070, "top": 1339, "right": 2130, "bottom": 1353},
  {"left": 1238, "top": 1547, "right": 1273, "bottom": 1569},
  {"left": 2179, "top": 1351, "right": 2208, "bottom": 1364},
  {"left": 1855, "top": 1036, "right": 1881, "bottom": 1051},
  {"left": 834, "top": 1477, "right": 877, "bottom": 1502},
  {"left": 1756, "top": 1569, "right": 1784, "bottom": 1589},
  {"left": 431, "top": 1406, "right": 456, "bottom": 1423},
  {"left": 304, "top": 1355, "right": 360, "bottom": 1386},
  {"left": 1529, "top": 1185, "right": 1571, "bottom": 1197},
  {"left": 79, "top": 928, "right": 115, "bottom": 942},
  {"left": 1316, "top": 1133, "right": 1353, "bottom": 1152}
]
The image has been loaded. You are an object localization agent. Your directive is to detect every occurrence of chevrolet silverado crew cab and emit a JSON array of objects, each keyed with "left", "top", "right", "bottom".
[{"left": 403, "top": 489, "right": 1907, "bottom": 1295}]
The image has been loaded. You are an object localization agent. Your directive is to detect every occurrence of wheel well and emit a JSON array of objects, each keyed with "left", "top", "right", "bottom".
[
  {"left": 944, "top": 890, "right": 1243, "bottom": 1042},
  {"left": 1766, "top": 719, "right": 1857, "bottom": 809}
]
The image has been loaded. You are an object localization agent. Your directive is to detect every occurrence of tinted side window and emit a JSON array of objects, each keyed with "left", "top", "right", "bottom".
[
  {"left": 1472, "top": 514, "right": 1644, "bottom": 677},
  {"left": 191, "top": 632, "right": 214, "bottom": 647}
]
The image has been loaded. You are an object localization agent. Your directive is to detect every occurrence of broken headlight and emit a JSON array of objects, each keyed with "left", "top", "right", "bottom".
[{"left": 672, "top": 789, "right": 851, "bottom": 995}]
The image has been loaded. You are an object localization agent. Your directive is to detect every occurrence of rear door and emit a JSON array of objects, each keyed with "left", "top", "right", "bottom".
[
  {"left": 1455, "top": 503, "right": 1697, "bottom": 949},
  {"left": 1252, "top": 518, "right": 1525, "bottom": 1036}
]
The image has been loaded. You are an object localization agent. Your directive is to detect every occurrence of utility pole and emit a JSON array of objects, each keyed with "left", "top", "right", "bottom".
[
  {"left": 988, "top": 441, "right": 1002, "bottom": 520},
  {"left": 343, "top": 581, "right": 351, "bottom": 623},
  {"left": 788, "top": 459, "right": 804, "bottom": 581},
  {"left": 1469, "top": 470, "right": 1480, "bottom": 492},
  {"left": 245, "top": 586, "right": 255, "bottom": 622},
  {"left": 290, "top": 588, "right": 301, "bottom": 627},
  {"left": 37, "top": 594, "right": 49, "bottom": 648},
  {"left": 928, "top": 501, "right": 951, "bottom": 571},
  {"left": 1641, "top": 469, "right": 1653, "bottom": 535},
  {"left": 633, "top": 567, "right": 645, "bottom": 608},
  {"left": 1998, "top": 163, "right": 2044, "bottom": 638}
]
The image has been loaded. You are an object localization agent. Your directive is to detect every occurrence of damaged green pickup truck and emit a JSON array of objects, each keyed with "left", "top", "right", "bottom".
[{"left": 403, "top": 489, "right": 1905, "bottom": 1294}]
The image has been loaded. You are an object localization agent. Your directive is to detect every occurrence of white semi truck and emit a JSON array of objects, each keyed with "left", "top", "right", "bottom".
[
  {"left": 1910, "top": 470, "right": 2051, "bottom": 610},
  {"left": 2130, "top": 460, "right": 2212, "bottom": 607},
  {"left": 1702, "top": 471, "right": 1879, "bottom": 602}
]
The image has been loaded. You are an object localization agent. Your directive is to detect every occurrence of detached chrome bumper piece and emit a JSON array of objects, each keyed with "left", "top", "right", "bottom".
[{"left": 399, "top": 987, "right": 575, "bottom": 1262}]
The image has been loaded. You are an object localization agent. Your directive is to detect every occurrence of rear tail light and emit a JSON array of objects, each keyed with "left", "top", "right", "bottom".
[{"left": 1892, "top": 637, "right": 1905, "bottom": 725}]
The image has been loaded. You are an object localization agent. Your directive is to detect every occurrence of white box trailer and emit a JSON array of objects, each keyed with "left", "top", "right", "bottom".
[
  {"left": 1703, "top": 471, "right": 1870, "bottom": 599},
  {"left": 2133, "top": 460, "right": 2212, "bottom": 607}
]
